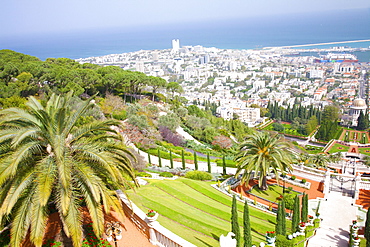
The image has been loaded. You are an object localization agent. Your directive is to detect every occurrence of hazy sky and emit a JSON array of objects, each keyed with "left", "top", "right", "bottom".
[{"left": 2, "top": 0, "right": 370, "bottom": 37}]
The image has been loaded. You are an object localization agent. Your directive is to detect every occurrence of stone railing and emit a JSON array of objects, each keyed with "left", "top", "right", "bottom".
[
  {"left": 291, "top": 165, "right": 325, "bottom": 182},
  {"left": 116, "top": 190, "right": 196, "bottom": 247}
]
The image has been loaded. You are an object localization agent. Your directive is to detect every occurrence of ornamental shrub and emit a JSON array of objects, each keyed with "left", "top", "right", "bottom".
[
  {"left": 185, "top": 170, "right": 212, "bottom": 181},
  {"left": 42, "top": 239, "right": 62, "bottom": 247},
  {"left": 301, "top": 179, "right": 307, "bottom": 184},
  {"left": 160, "top": 172, "right": 174, "bottom": 177},
  {"left": 291, "top": 176, "right": 296, "bottom": 180},
  {"left": 136, "top": 172, "right": 151, "bottom": 177}
]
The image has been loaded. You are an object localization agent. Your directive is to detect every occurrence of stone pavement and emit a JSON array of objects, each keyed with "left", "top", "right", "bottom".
[{"left": 307, "top": 192, "right": 357, "bottom": 247}]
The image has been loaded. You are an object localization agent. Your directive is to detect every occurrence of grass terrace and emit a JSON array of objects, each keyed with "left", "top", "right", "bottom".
[
  {"left": 250, "top": 184, "right": 301, "bottom": 203},
  {"left": 327, "top": 143, "right": 349, "bottom": 154},
  {"left": 262, "top": 122, "right": 307, "bottom": 137},
  {"left": 127, "top": 178, "right": 278, "bottom": 246}
]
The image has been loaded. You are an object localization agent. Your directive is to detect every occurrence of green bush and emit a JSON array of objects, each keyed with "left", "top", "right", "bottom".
[
  {"left": 301, "top": 179, "right": 307, "bottom": 184},
  {"left": 275, "top": 234, "right": 305, "bottom": 247},
  {"left": 112, "top": 110, "right": 127, "bottom": 120},
  {"left": 185, "top": 171, "right": 213, "bottom": 181},
  {"left": 284, "top": 194, "right": 295, "bottom": 210},
  {"left": 160, "top": 172, "right": 174, "bottom": 178},
  {"left": 291, "top": 176, "right": 296, "bottom": 181},
  {"left": 136, "top": 172, "right": 151, "bottom": 177}
]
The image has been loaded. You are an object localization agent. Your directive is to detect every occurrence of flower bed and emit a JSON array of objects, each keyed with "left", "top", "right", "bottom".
[{"left": 82, "top": 222, "right": 112, "bottom": 247}]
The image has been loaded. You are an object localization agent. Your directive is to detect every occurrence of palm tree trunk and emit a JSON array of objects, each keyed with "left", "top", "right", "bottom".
[{"left": 260, "top": 176, "right": 268, "bottom": 191}]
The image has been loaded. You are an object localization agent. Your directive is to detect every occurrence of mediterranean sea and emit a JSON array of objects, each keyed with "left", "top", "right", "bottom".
[{"left": 1, "top": 8, "right": 370, "bottom": 61}]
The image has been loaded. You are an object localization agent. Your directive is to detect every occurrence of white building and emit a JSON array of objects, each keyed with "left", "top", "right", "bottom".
[
  {"left": 172, "top": 39, "right": 180, "bottom": 52},
  {"left": 216, "top": 106, "right": 261, "bottom": 127}
]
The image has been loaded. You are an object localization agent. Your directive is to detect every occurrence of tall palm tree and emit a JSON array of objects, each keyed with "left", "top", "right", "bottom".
[
  {"left": 0, "top": 93, "right": 137, "bottom": 247},
  {"left": 234, "top": 131, "right": 294, "bottom": 191},
  {"left": 311, "top": 153, "right": 330, "bottom": 168}
]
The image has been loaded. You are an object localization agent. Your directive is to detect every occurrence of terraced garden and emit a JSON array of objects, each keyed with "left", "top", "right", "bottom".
[{"left": 126, "top": 178, "right": 281, "bottom": 246}]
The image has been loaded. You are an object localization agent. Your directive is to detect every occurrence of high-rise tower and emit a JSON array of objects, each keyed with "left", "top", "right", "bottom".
[{"left": 172, "top": 39, "right": 180, "bottom": 52}]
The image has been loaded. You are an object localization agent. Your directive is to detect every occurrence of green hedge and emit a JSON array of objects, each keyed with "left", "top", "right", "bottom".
[
  {"left": 160, "top": 172, "right": 174, "bottom": 178},
  {"left": 185, "top": 171, "right": 213, "bottom": 181},
  {"left": 275, "top": 234, "right": 305, "bottom": 247},
  {"left": 136, "top": 172, "right": 151, "bottom": 177},
  {"left": 147, "top": 149, "right": 181, "bottom": 160}
]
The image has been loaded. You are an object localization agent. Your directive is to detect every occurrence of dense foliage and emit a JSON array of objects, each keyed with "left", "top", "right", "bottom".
[
  {"left": 0, "top": 49, "right": 171, "bottom": 103},
  {"left": 0, "top": 93, "right": 136, "bottom": 246}
]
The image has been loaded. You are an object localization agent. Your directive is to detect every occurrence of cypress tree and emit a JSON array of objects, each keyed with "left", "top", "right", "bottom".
[
  {"left": 148, "top": 152, "right": 151, "bottom": 165},
  {"left": 194, "top": 152, "right": 198, "bottom": 170},
  {"left": 223, "top": 155, "right": 227, "bottom": 175},
  {"left": 243, "top": 200, "right": 252, "bottom": 247},
  {"left": 292, "top": 195, "right": 300, "bottom": 232},
  {"left": 301, "top": 193, "right": 308, "bottom": 223},
  {"left": 158, "top": 149, "right": 162, "bottom": 167},
  {"left": 357, "top": 111, "right": 367, "bottom": 130},
  {"left": 275, "top": 201, "right": 283, "bottom": 235},
  {"left": 181, "top": 149, "right": 186, "bottom": 169},
  {"left": 231, "top": 195, "right": 240, "bottom": 247},
  {"left": 281, "top": 199, "right": 286, "bottom": 236},
  {"left": 169, "top": 150, "right": 174, "bottom": 169},
  {"left": 207, "top": 153, "right": 211, "bottom": 173},
  {"left": 365, "top": 208, "right": 370, "bottom": 247}
]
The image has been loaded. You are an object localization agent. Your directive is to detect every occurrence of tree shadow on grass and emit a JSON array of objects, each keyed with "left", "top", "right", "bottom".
[
  {"left": 211, "top": 233, "right": 220, "bottom": 241},
  {"left": 195, "top": 237, "right": 214, "bottom": 247}
]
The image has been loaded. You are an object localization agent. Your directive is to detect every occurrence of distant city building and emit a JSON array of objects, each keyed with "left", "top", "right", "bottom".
[
  {"left": 172, "top": 39, "right": 180, "bottom": 52},
  {"left": 216, "top": 105, "right": 261, "bottom": 127}
]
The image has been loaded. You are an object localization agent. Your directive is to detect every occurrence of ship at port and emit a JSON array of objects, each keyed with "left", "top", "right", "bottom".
[{"left": 314, "top": 53, "right": 358, "bottom": 63}]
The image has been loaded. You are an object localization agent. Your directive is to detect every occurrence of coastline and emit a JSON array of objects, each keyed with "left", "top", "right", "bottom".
[{"left": 266, "top": 39, "right": 370, "bottom": 49}]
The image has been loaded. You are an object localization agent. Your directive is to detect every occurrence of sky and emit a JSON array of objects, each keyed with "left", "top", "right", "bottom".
[{"left": 2, "top": 0, "right": 370, "bottom": 37}]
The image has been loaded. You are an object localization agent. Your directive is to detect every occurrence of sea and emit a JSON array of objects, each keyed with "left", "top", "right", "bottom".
[{"left": 1, "top": 8, "right": 370, "bottom": 61}]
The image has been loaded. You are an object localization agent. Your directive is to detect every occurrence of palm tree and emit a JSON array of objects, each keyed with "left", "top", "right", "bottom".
[
  {"left": 296, "top": 153, "right": 312, "bottom": 167},
  {"left": 329, "top": 152, "right": 342, "bottom": 163},
  {"left": 311, "top": 153, "right": 330, "bottom": 168},
  {"left": 235, "top": 131, "right": 294, "bottom": 191},
  {"left": 0, "top": 93, "right": 137, "bottom": 247}
]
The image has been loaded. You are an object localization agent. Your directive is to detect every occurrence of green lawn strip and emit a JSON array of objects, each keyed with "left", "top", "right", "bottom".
[
  {"left": 179, "top": 178, "right": 276, "bottom": 224},
  {"left": 358, "top": 147, "right": 370, "bottom": 156},
  {"left": 250, "top": 185, "right": 300, "bottom": 202},
  {"left": 128, "top": 181, "right": 268, "bottom": 246},
  {"left": 155, "top": 180, "right": 275, "bottom": 226},
  {"left": 134, "top": 187, "right": 229, "bottom": 236},
  {"left": 153, "top": 181, "right": 275, "bottom": 234},
  {"left": 157, "top": 215, "right": 220, "bottom": 247},
  {"left": 128, "top": 191, "right": 221, "bottom": 246},
  {"left": 327, "top": 143, "right": 349, "bottom": 154}
]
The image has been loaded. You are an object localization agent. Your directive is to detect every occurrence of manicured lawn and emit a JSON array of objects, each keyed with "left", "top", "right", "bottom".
[
  {"left": 127, "top": 178, "right": 279, "bottom": 246},
  {"left": 327, "top": 143, "right": 349, "bottom": 154},
  {"left": 358, "top": 147, "right": 370, "bottom": 156},
  {"left": 250, "top": 184, "right": 300, "bottom": 203},
  {"left": 262, "top": 122, "right": 307, "bottom": 137}
]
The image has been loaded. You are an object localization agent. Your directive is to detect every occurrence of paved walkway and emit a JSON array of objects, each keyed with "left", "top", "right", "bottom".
[{"left": 307, "top": 192, "right": 357, "bottom": 247}]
